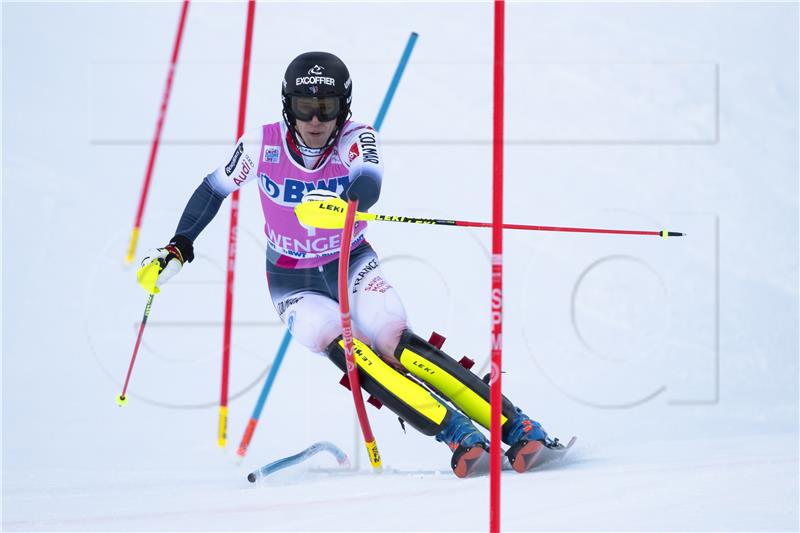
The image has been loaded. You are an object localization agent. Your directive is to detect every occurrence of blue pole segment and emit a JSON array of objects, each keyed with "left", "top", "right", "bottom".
[
  {"left": 373, "top": 32, "right": 418, "bottom": 131},
  {"left": 250, "top": 328, "right": 292, "bottom": 421}
]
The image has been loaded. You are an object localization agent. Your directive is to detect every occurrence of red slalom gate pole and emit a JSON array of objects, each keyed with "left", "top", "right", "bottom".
[
  {"left": 126, "top": 0, "right": 190, "bottom": 264},
  {"left": 490, "top": 1, "right": 505, "bottom": 532},
  {"left": 219, "top": 0, "right": 256, "bottom": 448},
  {"left": 338, "top": 199, "right": 383, "bottom": 471}
]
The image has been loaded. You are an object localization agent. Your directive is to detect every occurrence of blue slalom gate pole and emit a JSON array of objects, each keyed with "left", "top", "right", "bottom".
[
  {"left": 374, "top": 32, "right": 418, "bottom": 131},
  {"left": 237, "top": 329, "right": 291, "bottom": 458}
]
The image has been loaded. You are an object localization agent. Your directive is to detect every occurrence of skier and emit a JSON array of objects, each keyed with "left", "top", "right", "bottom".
[{"left": 138, "top": 51, "right": 553, "bottom": 477}]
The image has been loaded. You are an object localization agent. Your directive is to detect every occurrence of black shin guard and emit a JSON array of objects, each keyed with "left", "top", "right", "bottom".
[
  {"left": 394, "top": 330, "right": 518, "bottom": 436},
  {"left": 326, "top": 336, "right": 451, "bottom": 437}
]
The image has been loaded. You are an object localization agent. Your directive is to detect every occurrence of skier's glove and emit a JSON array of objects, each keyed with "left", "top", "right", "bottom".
[{"left": 137, "top": 235, "right": 194, "bottom": 294}]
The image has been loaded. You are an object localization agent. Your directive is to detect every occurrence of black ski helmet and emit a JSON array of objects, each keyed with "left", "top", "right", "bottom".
[{"left": 282, "top": 51, "right": 352, "bottom": 149}]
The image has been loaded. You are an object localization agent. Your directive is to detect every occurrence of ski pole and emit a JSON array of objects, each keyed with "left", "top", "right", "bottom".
[
  {"left": 339, "top": 198, "right": 383, "bottom": 471},
  {"left": 236, "top": 329, "right": 291, "bottom": 459},
  {"left": 117, "top": 293, "right": 155, "bottom": 406},
  {"left": 295, "top": 198, "right": 685, "bottom": 238}
]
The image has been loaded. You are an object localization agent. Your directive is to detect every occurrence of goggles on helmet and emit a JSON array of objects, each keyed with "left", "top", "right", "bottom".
[{"left": 290, "top": 96, "right": 341, "bottom": 122}]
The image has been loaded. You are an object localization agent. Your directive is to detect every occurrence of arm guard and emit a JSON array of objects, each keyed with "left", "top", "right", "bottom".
[{"left": 339, "top": 125, "right": 383, "bottom": 211}]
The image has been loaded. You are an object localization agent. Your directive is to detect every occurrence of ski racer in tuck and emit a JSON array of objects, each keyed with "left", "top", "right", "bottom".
[{"left": 138, "top": 51, "right": 555, "bottom": 477}]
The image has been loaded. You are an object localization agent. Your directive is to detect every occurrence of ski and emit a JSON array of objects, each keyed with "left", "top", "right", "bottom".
[{"left": 247, "top": 441, "right": 350, "bottom": 482}]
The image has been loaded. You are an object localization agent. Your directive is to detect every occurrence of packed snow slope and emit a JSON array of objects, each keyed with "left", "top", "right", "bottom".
[{"left": 3, "top": 2, "right": 798, "bottom": 532}]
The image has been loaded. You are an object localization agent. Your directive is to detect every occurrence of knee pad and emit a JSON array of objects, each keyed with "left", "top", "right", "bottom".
[
  {"left": 326, "top": 336, "right": 451, "bottom": 436},
  {"left": 394, "top": 330, "right": 517, "bottom": 432}
]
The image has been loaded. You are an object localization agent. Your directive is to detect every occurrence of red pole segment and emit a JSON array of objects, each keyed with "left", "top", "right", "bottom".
[
  {"left": 339, "top": 200, "right": 382, "bottom": 470},
  {"left": 219, "top": 0, "right": 256, "bottom": 448},
  {"left": 126, "top": 0, "right": 191, "bottom": 264},
  {"left": 490, "top": 1, "right": 505, "bottom": 532},
  {"left": 454, "top": 221, "right": 670, "bottom": 237},
  {"left": 117, "top": 294, "right": 156, "bottom": 406}
]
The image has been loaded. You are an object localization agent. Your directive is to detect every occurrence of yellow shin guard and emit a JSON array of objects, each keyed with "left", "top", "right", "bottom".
[
  {"left": 326, "top": 336, "right": 451, "bottom": 436},
  {"left": 395, "top": 330, "right": 517, "bottom": 434}
]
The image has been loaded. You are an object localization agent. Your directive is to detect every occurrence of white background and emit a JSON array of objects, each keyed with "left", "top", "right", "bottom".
[{"left": 2, "top": 1, "right": 798, "bottom": 531}]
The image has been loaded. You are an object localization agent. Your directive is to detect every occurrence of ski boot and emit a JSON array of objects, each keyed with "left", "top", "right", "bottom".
[
  {"left": 436, "top": 409, "right": 490, "bottom": 478},
  {"left": 503, "top": 408, "right": 551, "bottom": 473}
]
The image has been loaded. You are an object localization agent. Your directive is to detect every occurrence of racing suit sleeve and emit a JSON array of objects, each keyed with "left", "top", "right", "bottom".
[
  {"left": 337, "top": 124, "right": 383, "bottom": 211},
  {"left": 172, "top": 134, "right": 260, "bottom": 258}
]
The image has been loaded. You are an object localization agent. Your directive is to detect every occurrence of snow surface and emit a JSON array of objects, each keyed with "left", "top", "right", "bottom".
[{"left": 2, "top": 1, "right": 798, "bottom": 532}]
